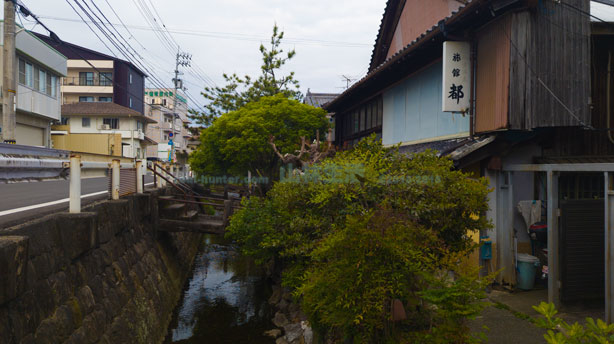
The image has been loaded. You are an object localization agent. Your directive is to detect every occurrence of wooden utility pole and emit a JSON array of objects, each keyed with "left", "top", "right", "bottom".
[{"left": 2, "top": 0, "right": 16, "bottom": 144}]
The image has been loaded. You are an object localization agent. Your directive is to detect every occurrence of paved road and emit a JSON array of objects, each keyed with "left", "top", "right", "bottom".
[{"left": 0, "top": 175, "right": 154, "bottom": 229}]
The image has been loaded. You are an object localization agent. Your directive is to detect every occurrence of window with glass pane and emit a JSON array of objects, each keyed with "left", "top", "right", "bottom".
[
  {"left": 18, "top": 59, "right": 26, "bottom": 85},
  {"left": 371, "top": 103, "right": 377, "bottom": 128},
  {"left": 51, "top": 76, "right": 57, "bottom": 97},
  {"left": 33, "top": 66, "right": 40, "bottom": 91},
  {"left": 99, "top": 97, "right": 112, "bottom": 102},
  {"left": 39, "top": 69, "right": 46, "bottom": 93},
  {"left": 99, "top": 72, "right": 112, "bottom": 86},
  {"left": 103, "top": 118, "right": 119, "bottom": 129},
  {"left": 61, "top": 117, "right": 69, "bottom": 125},
  {"left": 82, "top": 117, "right": 91, "bottom": 128},
  {"left": 79, "top": 72, "right": 94, "bottom": 86},
  {"left": 79, "top": 96, "right": 95, "bottom": 102},
  {"left": 359, "top": 108, "right": 365, "bottom": 132},
  {"left": 25, "top": 63, "right": 33, "bottom": 87},
  {"left": 46, "top": 74, "right": 52, "bottom": 96}
]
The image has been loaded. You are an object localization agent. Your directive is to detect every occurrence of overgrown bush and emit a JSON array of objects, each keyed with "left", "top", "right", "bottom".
[
  {"left": 226, "top": 136, "right": 493, "bottom": 342},
  {"left": 534, "top": 302, "right": 614, "bottom": 343}
]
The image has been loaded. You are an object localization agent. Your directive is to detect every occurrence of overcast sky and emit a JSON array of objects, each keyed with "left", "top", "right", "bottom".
[{"left": 19, "top": 0, "right": 388, "bottom": 111}]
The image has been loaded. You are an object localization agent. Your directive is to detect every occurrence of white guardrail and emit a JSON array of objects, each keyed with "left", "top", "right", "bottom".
[
  {"left": 68, "top": 155, "right": 145, "bottom": 213},
  {"left": 0, "top": 153, "right": 148, "bottom": 214}
]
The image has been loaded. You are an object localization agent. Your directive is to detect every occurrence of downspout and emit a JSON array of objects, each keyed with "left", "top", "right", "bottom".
[{"left": 608, "top": 51, "right": 613, "bottom": 144}]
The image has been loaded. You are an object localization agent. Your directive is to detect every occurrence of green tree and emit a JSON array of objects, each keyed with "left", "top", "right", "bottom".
[
  {"left": 189, "top": 94, "right": 328, "bottom": 184},
  {"left": 226, "top": 136, "right": 493, "bottom": 342},
  {"left": 189, "top": 25, "right": 302, "bottom": 126}
]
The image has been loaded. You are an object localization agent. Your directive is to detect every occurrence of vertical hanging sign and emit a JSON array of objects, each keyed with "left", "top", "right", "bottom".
[{"left": 442, "top": 41, "right": 471, "bottom": 112}]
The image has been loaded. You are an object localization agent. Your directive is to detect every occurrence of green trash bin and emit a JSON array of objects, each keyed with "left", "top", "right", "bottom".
[{"left": 517, "top": 253, "right": 540, "bottom": 290}]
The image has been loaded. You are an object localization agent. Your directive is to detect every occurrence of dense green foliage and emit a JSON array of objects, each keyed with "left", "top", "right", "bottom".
[
  {"left": 189, "top": 25, "right": 302, "bottom": 126},
  {"left": 189, "top": 94, "right": 328, "bottom": 184},
  {"left": 534, "top": 302, "right": 614, "bottom": 343},
  {"left": 226, "top": 137, "right": 493, "bottom": 342}
]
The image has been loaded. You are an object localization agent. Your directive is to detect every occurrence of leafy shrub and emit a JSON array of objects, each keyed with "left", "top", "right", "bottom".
[
  {"left": 533, "top": 302, "right": 614, "bottom": 343},
  {"left": 226, "top": 135, "right": 493, "bottom": 342}
]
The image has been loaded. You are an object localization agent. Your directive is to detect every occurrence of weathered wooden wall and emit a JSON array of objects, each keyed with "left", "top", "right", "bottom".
[
  {"left": 508, "top": 1, "right": 591, "bottom": 130},
  {"left": 475, "top": 15, "right": 511, "bottom": 133},
  {"left": 543, "top": 34, "right": 614, "bottom": 157}
]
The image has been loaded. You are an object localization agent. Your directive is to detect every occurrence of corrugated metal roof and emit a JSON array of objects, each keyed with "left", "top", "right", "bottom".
[{"left": 325, "top": 0, "right": 478, "bottom": 111}]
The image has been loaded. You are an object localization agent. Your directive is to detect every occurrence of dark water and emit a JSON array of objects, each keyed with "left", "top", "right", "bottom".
[{"left": 165, "top": 234, "right": 275, "bottom": 343}]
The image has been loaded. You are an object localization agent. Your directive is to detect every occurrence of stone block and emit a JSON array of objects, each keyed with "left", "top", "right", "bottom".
[
  {"left": 56, "top": 213, "right": 97, "bottom": 260},
  {"left": 0, "top": 236, "right": 29, "bottom": 305},
  {"left": 1, "top": 219, "right": 59, "bottom": 258}
]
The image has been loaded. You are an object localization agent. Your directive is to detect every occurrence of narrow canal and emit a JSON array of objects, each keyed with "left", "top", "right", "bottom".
[{"left": 165, "top": 234, "right": 275, "bottom": 343}]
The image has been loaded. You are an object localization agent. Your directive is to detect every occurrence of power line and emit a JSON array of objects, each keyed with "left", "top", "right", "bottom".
[
  {"left": 37, "top": 15, "right": 372, "bottom": 47},
  {"left": 67, "top": 0, "right": 174, "bottom": 102}
]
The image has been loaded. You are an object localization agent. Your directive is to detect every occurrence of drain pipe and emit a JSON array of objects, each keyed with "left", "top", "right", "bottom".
[{"left": 607, "top": 51, "right": 613, "bottom": 144}]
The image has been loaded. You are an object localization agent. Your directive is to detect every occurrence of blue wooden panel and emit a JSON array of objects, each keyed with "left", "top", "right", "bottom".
[{"left": 382, "top": 61, "right": 469, "bottom": 146}]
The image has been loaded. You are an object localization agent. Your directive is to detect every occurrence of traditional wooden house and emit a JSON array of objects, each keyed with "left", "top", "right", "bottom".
[{"left": 326, "top": 0, "right": 614, "bottom": 320}]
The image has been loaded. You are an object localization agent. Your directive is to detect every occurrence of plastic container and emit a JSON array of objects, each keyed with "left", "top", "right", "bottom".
[{"left": 517, "top": 253, "right": 541, "bottom": 290}]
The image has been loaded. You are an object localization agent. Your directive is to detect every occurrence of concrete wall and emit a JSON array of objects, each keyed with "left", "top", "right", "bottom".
[
  {"left": 0, "top": 191, "right": 203, "bottom": 344},
  {"left": 52, "top": 133, "right": 122, "bottom": 156}
]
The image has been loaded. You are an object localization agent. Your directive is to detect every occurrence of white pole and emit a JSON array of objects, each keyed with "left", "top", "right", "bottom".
[
  {"left": 111, "top": 159, "right": 120, "bottom": 200},
  {"left": 136, "top": 160, "right": 143, "bottom": 193},
  {"left": 69, "top": 155, "right": 81, "bottom": 213}
]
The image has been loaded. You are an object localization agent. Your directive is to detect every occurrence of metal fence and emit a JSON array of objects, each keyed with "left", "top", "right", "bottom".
[{"left": 107, "top": 167, "right": 137, "bottom": 197}]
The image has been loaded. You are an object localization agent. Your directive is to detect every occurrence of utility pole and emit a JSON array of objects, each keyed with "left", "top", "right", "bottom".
[
  {"left": 2, "top": 0, "right": 17, "bottom": 144},
  {"left": 171, "top": 50, "right": 191, "bottom": 169}
]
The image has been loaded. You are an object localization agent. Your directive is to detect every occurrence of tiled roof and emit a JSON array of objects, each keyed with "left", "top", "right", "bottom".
[
  {"left": 325, "top": 0, "right": 477, "bottom": 111},
  {"left": 304, "top": 91, "right": 340, "bottom": 108},
  {"left": 62, "top": 102, "right": 157, "bottom": 123}
]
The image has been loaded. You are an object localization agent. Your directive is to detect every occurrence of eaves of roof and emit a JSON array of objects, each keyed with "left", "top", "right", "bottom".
[
  {"left": 325, "top": 0, "right": 482, "bottom": 112},
  {"left": 368, "top": 0, "right": 407, "bottom": 72}
]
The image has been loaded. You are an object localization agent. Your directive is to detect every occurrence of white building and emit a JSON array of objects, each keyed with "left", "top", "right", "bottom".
[
  {"left": 0, "top": 24, "right": 67, "bottom": 147},
  {"left": 55, "top": 102, "right": 156, "bottom": 158},
  {"left": 144, "top": 89, "right": 191, "bottom": 175}
]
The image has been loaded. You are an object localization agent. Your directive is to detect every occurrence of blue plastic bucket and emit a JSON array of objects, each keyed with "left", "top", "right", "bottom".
[{"left": 517, "top": 253, "right": 540, "bottom": 290}]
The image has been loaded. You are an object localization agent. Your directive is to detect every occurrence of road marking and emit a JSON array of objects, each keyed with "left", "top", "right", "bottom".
[
  {"left": 0, "top": 190, "right": 109, "bottom": 217},
  {"left": 0, "top": 181, "right": 157, "bottom": 217}
]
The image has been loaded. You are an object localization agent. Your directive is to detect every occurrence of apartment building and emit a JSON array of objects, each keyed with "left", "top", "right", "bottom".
[
  {"left": 0, "top": 25, "right": 67, "bottom": 147},
  {"left": 33, "top": 32, "right": 146, "bottom": 114},
  {"left": 144, "top": 89, "right": 191, "bottom": 174}
]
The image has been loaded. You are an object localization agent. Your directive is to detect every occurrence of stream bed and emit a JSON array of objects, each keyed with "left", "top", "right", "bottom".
[{"left": 165, "top": 234, "right": 274, "bottom": 343}]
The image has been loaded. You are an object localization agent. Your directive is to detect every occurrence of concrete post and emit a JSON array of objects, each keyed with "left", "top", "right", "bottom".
[
  {"left": 136, "top": 160, "right": 143, "bottom": 193},
  {"left": 69, "top": 155, "right": 81, "bottom": 213},
  {"left": 2, "top": 1, "right": 17, "bottom": 144},
  {"left": 111, "top": 159, "right": 120, "bottom": 200},
  {"left": 547, "top": 170, "right": 560, "bottom": 307}
]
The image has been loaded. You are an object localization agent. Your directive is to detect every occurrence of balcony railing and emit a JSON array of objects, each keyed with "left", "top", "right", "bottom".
[{"left": 63, "top": 77, "right": 114, "bottom": 87}]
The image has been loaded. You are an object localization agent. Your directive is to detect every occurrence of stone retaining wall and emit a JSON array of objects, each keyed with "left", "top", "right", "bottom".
[{"left": 0, "top": 190, "right": 202, "bottom": 344}]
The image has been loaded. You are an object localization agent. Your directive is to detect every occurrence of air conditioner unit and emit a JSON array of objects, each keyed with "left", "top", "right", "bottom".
[{"left": 101, "top": 124, "right": 111, "bottom": 130}]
